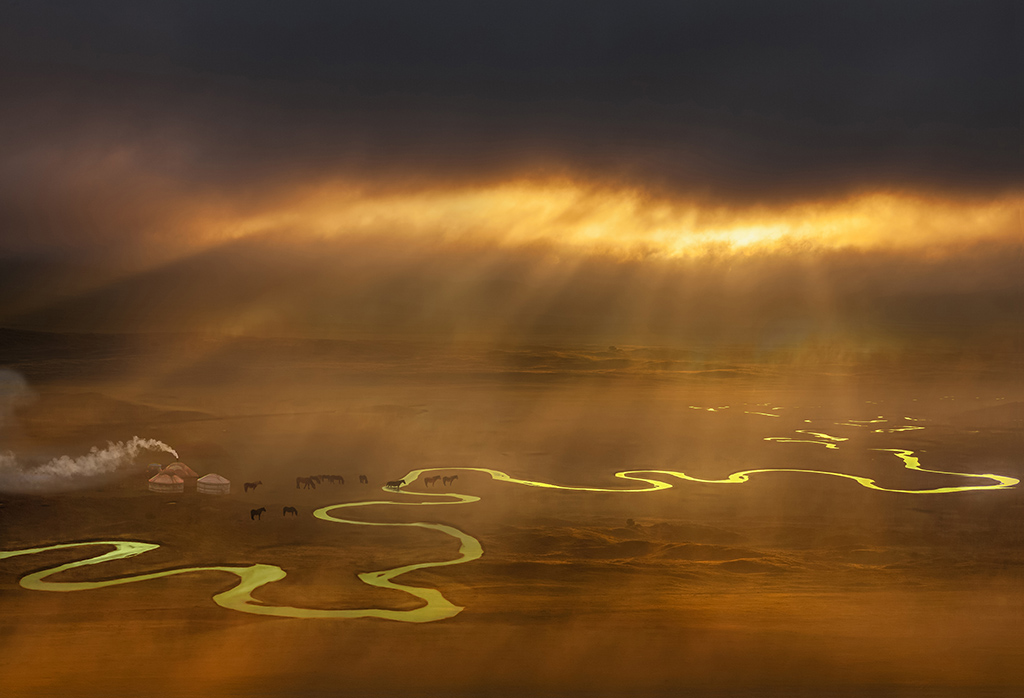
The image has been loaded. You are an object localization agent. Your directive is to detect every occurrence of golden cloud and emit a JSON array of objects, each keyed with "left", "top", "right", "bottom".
[{"left": 186, "top": 179, "right": 1021, "bottom": 259}]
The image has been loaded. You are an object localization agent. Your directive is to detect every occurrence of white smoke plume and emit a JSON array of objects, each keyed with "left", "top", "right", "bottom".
[{"left": 0, "top": 436, "right": 179, "bottom": 493}]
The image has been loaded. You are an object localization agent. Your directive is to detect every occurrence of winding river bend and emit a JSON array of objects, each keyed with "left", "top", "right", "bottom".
[{"left": 2, "top": 449, "right": 1018, "bottom": 623}]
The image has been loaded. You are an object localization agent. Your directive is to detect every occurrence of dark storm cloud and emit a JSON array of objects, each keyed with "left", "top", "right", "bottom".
[
  {"left": 2, "top": 1, "right": 1015, "bottom": 124},
  {"left": 0, "top": 0, "right": 1018, "bottom": 247}
]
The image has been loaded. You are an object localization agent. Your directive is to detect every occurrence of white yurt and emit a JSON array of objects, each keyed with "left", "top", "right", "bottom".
[
  {"left": 148, "top": 472, "right": 184, "bottom": 493},
  {"left": 196, "top": 473, "right": 230, "bottom": 495},
  {"left": 161, "top": 462, "right": 198, "bottom": 478}
]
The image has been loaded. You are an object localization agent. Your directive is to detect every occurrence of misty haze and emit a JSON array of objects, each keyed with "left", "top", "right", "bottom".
[{"left": 1, "top": 2, "right": 1021, "bottom": 698}]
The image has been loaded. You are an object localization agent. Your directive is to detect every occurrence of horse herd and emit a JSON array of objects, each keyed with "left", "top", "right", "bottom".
[
  {"left": 246, "top": 472, "right": 462, "bottom": 521},
  {"left": 295, "top": 474, "right": 364, "bottom": 489}
]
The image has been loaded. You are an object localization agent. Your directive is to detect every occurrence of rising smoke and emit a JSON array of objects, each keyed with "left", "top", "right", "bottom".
[{"left": 0, "top": 436, "right": 179, "bottom": 493}]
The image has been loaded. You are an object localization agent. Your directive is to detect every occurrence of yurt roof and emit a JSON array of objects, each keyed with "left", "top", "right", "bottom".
[
  {"left": 161, "top": 462, "right": 198, "bottom": 477},
  {"left": 197, "top": 473, "right": 230, "bottom": 484},
  {"left": 149, "top": 472, "right": 184, "bottom": 484}
]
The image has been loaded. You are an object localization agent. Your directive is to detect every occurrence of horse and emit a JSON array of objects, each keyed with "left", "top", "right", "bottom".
[
  {"left": 443, "top": 475, "right": 459, "bottom": 486},
  {"left": 310, "top": 475, "right": 322, "bottom": 485},
  {"left": 244, "top": 480, "right": 262, "bottom": 493},
  {"left": 328, "top": 475, "right": 345, "bottom": 484},
  {"left": 282, "top": 506, "right": 298, "bottom": 516},
  {"left": 297, "top": 476, "right": 317, "bottom": 490},
  {"left": 384, "top": 479, "right": 405, "bottom": 490},
  {"left": 424, "top": 475, "right": 442, "bottom": 487},
  {"left": 250, "top": 507, "right": 267, "bottom": 521},
  {"left": 359, "top": 475, "right": 368, "bottom": 484}
]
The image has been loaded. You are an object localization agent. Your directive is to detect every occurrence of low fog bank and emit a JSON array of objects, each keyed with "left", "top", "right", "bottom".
[
  {"left": 1, "top": 330, "right": 1020, "bottom": 504},
  {"left": 1, "top": 327, "right": 1021, "bottom": 397},
  {"left": 1, "top": 233, "right": 1022, "bottom": 358},
  {"left": 2, "top": 324, "right": 1019, "bottom": 533}
]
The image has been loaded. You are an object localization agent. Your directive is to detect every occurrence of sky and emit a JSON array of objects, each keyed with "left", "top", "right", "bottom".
[{"left": 0, "top": 1, "right": 1019, "bottom": 349}]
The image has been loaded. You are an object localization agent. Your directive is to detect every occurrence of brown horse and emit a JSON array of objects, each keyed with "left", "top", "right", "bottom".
[
  {"left": 282, "top": 506, "right": 298, "bottom": 516},
  {"left": 244, "top": 480, "right": 262, "bottom": 493},
  {"left": 424, "top": 475, "right": 442, "bottom": 487},
  {"left": 359, "top": 475, "right": 369, "bottom": 484},
  {"left": 384, "top": 479, "right": 405, "bottom": 490},
  {"left": 296, "top": 476, "right": 317, "bottom": 489},
  {"left": 443, "top": 475, "right": 459, "bottom": 486},
  {"left": 250, "top": 507, "right": 267, "bottom": 521}
]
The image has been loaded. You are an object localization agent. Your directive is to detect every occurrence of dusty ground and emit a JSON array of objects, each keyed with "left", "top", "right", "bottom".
[{"left": 1, "top": 330, "right": 1022, "bottom": 697}]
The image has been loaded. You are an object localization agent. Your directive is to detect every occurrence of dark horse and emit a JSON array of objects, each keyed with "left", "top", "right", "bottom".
[
  {"left": 244, "top": 480, "right": 262, "bottom": 493},
  {"left": 359, "top": 475, "right": 369, "bottom": 484},
  {"left": 250, "top": 507, "right": 267, "bottom": 521},
  {"left": 296, "top": 476, "right": 317, "bottom": 489},
  {"left": 384, "top": 479, "right": 405, "bottom": 490},
  {"left": 443, "top": 475, "right": 459, "bottom": 486},
  {"left": 282, "top": 506, "right": 298, "bottom": 516},
  {"left": 424, "top": 475, "right": 442, "bottom": 487}
]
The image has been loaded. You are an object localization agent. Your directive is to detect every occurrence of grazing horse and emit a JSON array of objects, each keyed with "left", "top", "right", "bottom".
[
  {"left": 359, "top": 475, "right": 369, "bottom": 484},
  {"left": 296, "top": 476, "right": 317, "bottom": 490},
  {"left": 282, "top": 506, "right": 298, "bottom": 516},
  {"left": 243, "top": 480, "right": 262, "bottom": 493},
  {"left": 328, "top": 475, "right": 345, "bottom": 484},
  {"left": 443, "top": 475, "right": 459, "bottom": 486},
  {"left": 384, "top": 479, "right": 405, "bottom": 490},
  {"left": 424, "top": 475, "right": 442, "bottom": 487},
  {"left": 250, "top": 507, "right": 267, "bottom": 521},
  {"left": 310, "top": 475, "right": 322, "bottom": 485}
]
